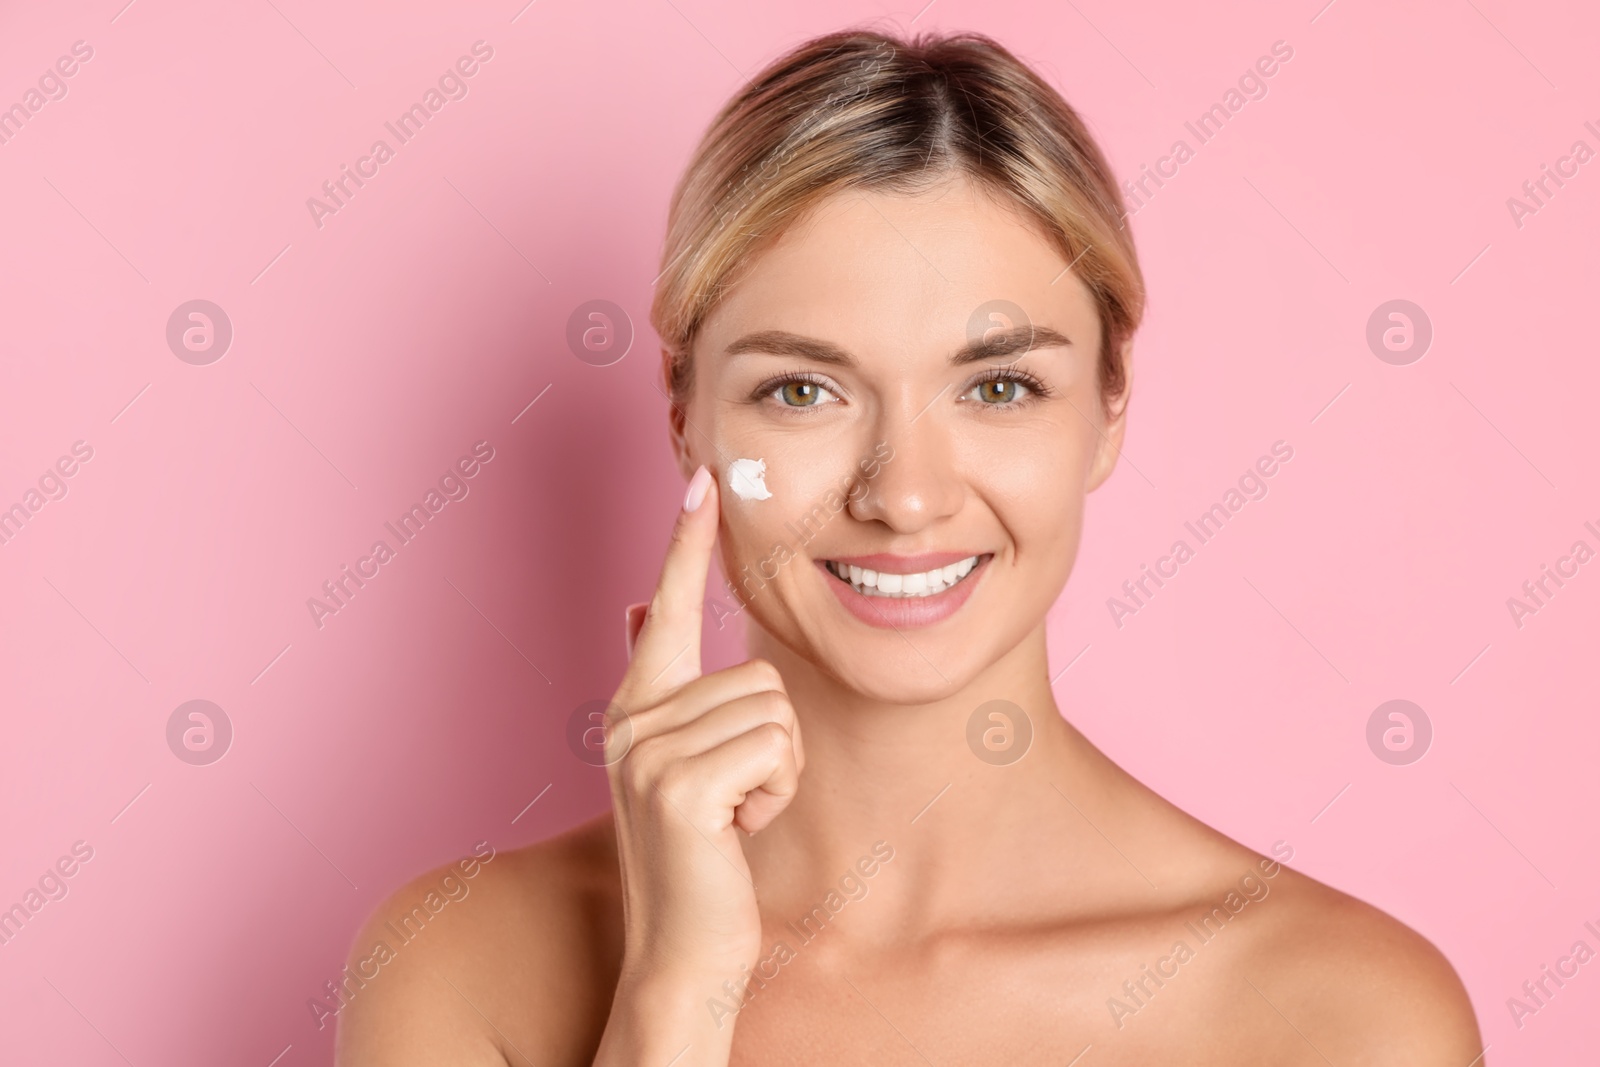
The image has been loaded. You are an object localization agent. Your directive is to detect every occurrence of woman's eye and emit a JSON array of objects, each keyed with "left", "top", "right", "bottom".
[
  {"left": 774, "top": 380, "right": 837, "bottom": 407},
  {"left": 968, "top": 378, "right": 1032, "bottom": 404}
]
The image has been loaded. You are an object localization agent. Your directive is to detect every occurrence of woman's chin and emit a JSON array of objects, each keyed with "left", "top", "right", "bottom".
[
  {"left": 833, "top": 667, "right": 986, "bottom": 707},
  {"left": 801, "top": 630, "right": 1006, "bottom": 705}
]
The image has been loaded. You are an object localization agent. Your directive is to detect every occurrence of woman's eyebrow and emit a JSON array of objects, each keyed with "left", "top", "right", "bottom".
[
  {"left": 723, "top": 324, "right": 1074, "bottom": 366},
  {"left": 725, "top": 330, "right": 856, "bottom": 366},
  {"left": 952, "top": 324, "right": 1073, "bottom": 365}
]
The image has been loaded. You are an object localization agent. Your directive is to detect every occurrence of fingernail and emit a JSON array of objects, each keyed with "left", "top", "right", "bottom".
[
  {"left": 624, "top": 602, "right": 647, "bottom": 658},
  {"left": 683, "top": 464, "right": 712, "bottom": 512}
]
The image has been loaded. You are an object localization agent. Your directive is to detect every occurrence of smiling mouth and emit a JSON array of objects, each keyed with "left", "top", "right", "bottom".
[{"left": 823, "top": 555, "right": 989, "bottom": 598}]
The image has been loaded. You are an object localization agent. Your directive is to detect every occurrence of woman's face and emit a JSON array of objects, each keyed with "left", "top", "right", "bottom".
[{"left": 675, "top": 175, "right": 1129, "bottom": 704}]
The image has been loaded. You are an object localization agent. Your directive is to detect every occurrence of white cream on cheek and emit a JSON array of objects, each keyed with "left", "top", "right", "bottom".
[{"left": 727, "top": 457, "right": 773, "bottom": 501}]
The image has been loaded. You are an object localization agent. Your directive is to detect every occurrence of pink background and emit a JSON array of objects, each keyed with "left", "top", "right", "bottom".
[{"left": 1, "top": 0, "right": 1596, "bottom": 1062}]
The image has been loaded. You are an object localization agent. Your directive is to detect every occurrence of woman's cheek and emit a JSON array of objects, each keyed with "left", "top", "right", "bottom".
[
  {"left": 717, "top": 477, "right": 778, "bottom": 582},
  {"left": 715, "top": 436, "right": 860, "bottom": 581},
  {"left": 966, "top": 422, "right": 1086, "bottom": 543}
]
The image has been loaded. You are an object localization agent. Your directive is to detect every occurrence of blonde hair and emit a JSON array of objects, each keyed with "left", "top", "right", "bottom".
[{"left": 650, "top": 26, "right": 1144, "bottom": 409}]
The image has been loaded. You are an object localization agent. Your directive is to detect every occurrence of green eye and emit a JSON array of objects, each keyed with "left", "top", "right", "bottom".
[{"left": 779, "top": 380, "right": 827, "bottom": 406}]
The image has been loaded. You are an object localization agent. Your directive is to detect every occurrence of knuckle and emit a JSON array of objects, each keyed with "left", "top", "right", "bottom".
[
  {"left": 755, "top": 719, "right": 791, "bottom": 752},
  {"left": 617, "top": 737, "right": 662, "bottom": 793},
  {"left": 602, "top": 701, "right": 633, "bottom": 730},
  {"left": 744, "top": 657, "right": 784, "bottom": 692},
  {"left": 652, "top": 761, "right": 697, "bottom": 807},
  {"left": 595, "top": 706, "right": 635, "bottom": 767},
  {"left": 624, "top": 703, "right": 664, "bottom": 738},
  {"left": 753, "top": 689, "right": 790, "bottom": 721},
  {"left": 603, "top": 733, "right": 634, "bottom": 766},
  {"left": 616, "top": 758, "right": 646, "bottom": 796}
]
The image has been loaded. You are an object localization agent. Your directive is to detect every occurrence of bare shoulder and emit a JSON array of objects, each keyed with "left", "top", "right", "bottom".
[
  {"left": 334, "top": 813, "right": 623, "bottom": 1067},
  {"left": 1227, "top": 860, "right": 1484, "bottom": 1065}
]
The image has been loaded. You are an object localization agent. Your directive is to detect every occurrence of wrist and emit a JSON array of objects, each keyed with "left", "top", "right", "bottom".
[
  {"left": 617, "top": 942, "right": 758, "bottom": 996},
  {"left": 597, "top": 970, "right": 738, "bottom": 1067},
  {"left": 615, "top": 966, "right": 716, "bottom": 1012}
]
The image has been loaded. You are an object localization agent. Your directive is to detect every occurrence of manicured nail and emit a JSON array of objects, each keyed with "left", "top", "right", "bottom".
[
  {"left": 624, "top": 602, "right": 647, "bottom": 658},
  {"left": 683, "top": 464, "right": 712, "bottom": 512}
]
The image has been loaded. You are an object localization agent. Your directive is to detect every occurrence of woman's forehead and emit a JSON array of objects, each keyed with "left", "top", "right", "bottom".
[{"left": 696, "top": 181, "right": 1101, "bottom": 366}]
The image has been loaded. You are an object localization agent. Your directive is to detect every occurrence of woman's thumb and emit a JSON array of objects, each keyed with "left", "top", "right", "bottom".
[{"left": 623, "top": 602, "right": 648, "bottom": 660}]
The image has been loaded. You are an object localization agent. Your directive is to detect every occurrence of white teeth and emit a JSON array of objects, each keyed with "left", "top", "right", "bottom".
[{"left": 826, "top": 556, "right": 982, "bottom": 598}]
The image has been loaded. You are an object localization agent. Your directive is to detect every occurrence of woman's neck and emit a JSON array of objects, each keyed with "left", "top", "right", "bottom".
[{"left": 736, "top": 621, "right": 1163, "bottom": 936}]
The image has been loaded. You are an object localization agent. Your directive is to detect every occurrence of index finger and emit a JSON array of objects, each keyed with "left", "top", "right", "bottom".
[{"left": 621, "top": 464, "right": 719, "bottom": 698}]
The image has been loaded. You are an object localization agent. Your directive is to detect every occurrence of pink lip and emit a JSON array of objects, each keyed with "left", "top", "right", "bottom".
[
  {"left": 823, "top": 551, "right": 982, "bottom": 572},
  {"left": 816, "top": 554, "right": 991, "bottom": 630}
]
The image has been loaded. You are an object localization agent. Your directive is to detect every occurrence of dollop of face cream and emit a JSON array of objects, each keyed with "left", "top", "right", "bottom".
[{"left": 727, "top": 457, "right": 773, "bottom": 501}]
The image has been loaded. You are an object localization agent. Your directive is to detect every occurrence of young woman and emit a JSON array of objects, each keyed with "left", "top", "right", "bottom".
[{"left": 338, "top": 28, "right": 1483, "bottom": 1065}]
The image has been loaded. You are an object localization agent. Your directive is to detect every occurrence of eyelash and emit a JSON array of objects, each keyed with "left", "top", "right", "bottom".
[
  {"left": 749, "top": 370, "right": 843, "bottom": 410},
  {"left": 959, "top": 367, "right": 1053, "bottom": 410},
  {"left": 749, "top": 367, "right": 1053, "bottom": 411}
]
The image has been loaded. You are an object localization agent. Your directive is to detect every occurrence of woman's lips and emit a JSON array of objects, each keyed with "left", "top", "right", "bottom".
[
  {"left": 826, "top": 551, "right": 977, "bottom": 572},
  {"left": 816, "top": 553, "right": 991, "bottom": 629}
]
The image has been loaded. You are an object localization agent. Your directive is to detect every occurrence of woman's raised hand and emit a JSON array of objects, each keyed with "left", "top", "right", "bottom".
[{"left": 594, "top": 465, "right": 804, "bottom": 1065}]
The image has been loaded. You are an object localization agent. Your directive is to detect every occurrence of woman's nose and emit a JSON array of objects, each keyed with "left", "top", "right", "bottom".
[{"left": 847, "top": 404, "right": 964, "bottom": 533}]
